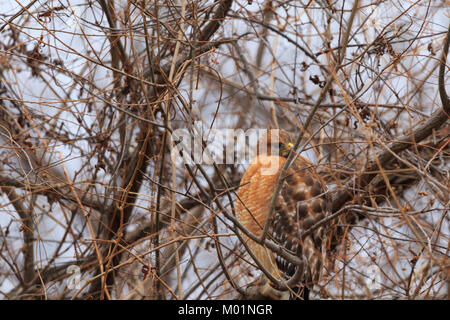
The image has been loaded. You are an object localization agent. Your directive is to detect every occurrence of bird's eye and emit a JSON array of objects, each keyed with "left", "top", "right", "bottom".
[{"left": 278, "top": 142, "right": 291, "bottom": 158}]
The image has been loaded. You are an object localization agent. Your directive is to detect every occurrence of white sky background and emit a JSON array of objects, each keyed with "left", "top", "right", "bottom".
[{"left": 0, "top": 0, "right": 448, "bottom": 299}]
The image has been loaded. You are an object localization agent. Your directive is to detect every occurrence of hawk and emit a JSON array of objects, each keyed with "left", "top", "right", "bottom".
[{"left": 235, "top": 130, "right": 330, "bottom": 300}]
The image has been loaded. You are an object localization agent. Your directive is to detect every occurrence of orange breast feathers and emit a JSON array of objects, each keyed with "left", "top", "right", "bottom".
[
  {"left": 235, "top": 155, "right": 287, "bottom": 237},
  {"left": 235, "top": 135, "right": 330, "bottom": 286}
]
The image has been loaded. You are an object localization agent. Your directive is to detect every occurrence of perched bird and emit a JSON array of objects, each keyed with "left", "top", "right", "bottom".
[{"left": 235, "top": 129, "right": 331, "bottom": 299}]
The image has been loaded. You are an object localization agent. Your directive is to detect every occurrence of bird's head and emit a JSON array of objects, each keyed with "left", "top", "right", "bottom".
[{"left": 257, "top": 129, "right": 295, "bottom": 158}]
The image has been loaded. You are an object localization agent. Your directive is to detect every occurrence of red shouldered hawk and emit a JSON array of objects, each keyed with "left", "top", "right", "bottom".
[{"left": 235, "top": 130, "right": 330, "bottom": 300}]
